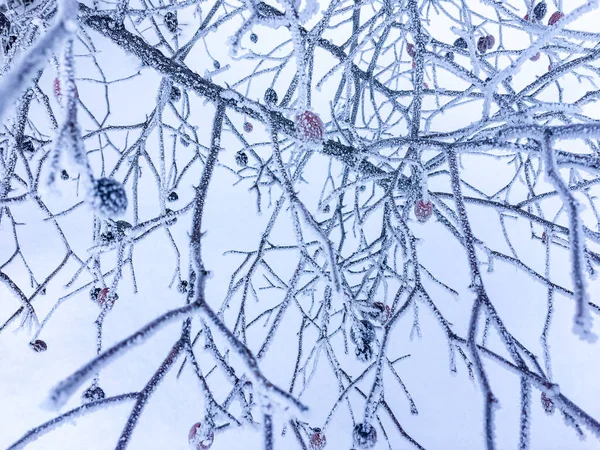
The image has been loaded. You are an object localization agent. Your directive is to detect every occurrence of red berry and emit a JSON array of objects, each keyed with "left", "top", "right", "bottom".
[
  {"left": 243, "top": 121, "right": 253, "bottom": 133},
  {"left": 309, "top": 429, "right": 327, "bottom": 450},
  {"left": 53, "top": 78, "right": 61, "bottom": 98},
  {"left": 189, "top": 423, "right": 214, "bottom": 450},
  {"left": 423, "top": 82, "right": 429, "bottom": 89},
  {"left": 530, "top": 52, "right": 541, "bottom": 61},
  {"left": 541, "top": 392, "right": 555, "bottom": 414},
  {"left": 548, "top": 11, "right": 564, "bottom": 26},
  {"left": 524, "top": 13, "right": 530, "bottom": 21},
  {"left": 406, "top": 43, "right": 415, "bottom": 57},
  {"left": 542, "top": 231, "right": 547, "bottom": 243},
  {"left": 295, "top": 110, "right": 324, "bottom": 142},
  {"left": 414, "top": 199, "right": 433, "bottom": 222},
  {"left": 486, "top": 35, "right": 495, "bottom": 49}
]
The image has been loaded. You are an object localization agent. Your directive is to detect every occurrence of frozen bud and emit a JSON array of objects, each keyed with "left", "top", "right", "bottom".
[
  {"left": 235, "top": 150, "right": 248, "bottom": 167},
  {"left": 168, "top": 191, "right": 179, "bottom": 202},
  {"left": 534, "top": 2, "right": 547, "bottom": 21}
]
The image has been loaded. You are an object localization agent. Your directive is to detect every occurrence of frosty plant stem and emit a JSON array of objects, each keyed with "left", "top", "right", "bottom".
[
  {"left": 0, "top": 0, "right": 78, "bottom": 124},
  {"left": 541, "top": 132, "right": 595, "bottom": 342}
]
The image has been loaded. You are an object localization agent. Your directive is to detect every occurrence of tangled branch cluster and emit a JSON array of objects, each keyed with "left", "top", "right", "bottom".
[{"left": 1, "top": 0, "right": 600, "bottom": 449}]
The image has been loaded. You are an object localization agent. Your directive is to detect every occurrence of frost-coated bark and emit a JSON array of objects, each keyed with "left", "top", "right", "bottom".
[{"left": 2, "top": 1, "right": 600, "bottom": 449}]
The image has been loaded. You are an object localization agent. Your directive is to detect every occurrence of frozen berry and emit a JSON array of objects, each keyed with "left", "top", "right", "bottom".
[
  {"left": 165, "top": 208, "right": 177, "bottom": 226},
  {"left": 541, "top": 231, "right": 547, "bottom": 243},
  {"left": 164, "top": 12, "right": 178, "bottom": 33},
  {"left": 414, "top": 199, "right": 433, "bottom": 222},
  {"left": 243, "top": 121, "right": 253, "bottom": 133},
  {"left": 170, "top": 86, "right": 181, "bottom": 102},
  {"left": 189, "top": 422, "right": 214, "bottom": 450},
  {"left": 22, "top": 140, "right": 34, "bottom": 153},
  {"left": 445, "top": 51, "right": 454, "bottom": 61},
  {"left": 453, "top": 37, "right": 468, "bottom": 49},
  {"left": 477, "top": 36, "right": 488, "bottom": 53},
  {"left": 88, "top": 177, "right": 128, "bottom": 219},
  {"left": 486, "top": 35, "right": 495, "bottom": 49},
  {"left": 30, "top": 340, "right": 47, "bottom": 353},
  {"left": 350, "top": 320, "right": 376, "bottom": 346},
  {"left": 82, "top": 385, "right": 106, "bottom": 403},
  {"left": 524, "top": 13, "right": 531, "bottom": 22},
  {"left": 177, "top": 280, "right": 188, "bottom": 294},
  {"left": 53, "top": 78, "right": 61, "bottom": 99},
  {"left": 295, "top": 110, "right": 324, "bottom": 142},
  {"left": 90, "top": 287, "right": 102, "bottom": 303},
  {"left": 548, "top": 11, "right": 563, "bottom": 26},
  {"left": 406, "top": 42, "right": 415, "bottom": 57},
  {"left": 541, "top": 392, "right": 555, "bottom": 414},
  {"left": 60, "top": 169, "right": 69, "bottom": 180},
  {"left": 100, "top": 231, "right": 115, "bottom": 245},
  {"left": 372, "top": 302, "right": 391, "bottom": 322},
  {"left": 309, "top": 428, "right": 326, "bottom": 450},
  {"left": 115, "top": 220, "right": 132, "bottom": 233},
  {"left": 96, "top": 287, "right": 118, "bottom": 308},
  {"left": 353, "top": 423, "right": 377, "bottom": 449},
  {"left": 264, "top": 88, "right": 278, "bottom": 105},
  {"left": 534, "top": 2, "right": 547, "bottom": 21},
  {"left": 250, "top": 33, "right": 258, "bottom": 43},
  {"left": 0, "top": 12, "right": 9, "bottom": 36},
  {"left": 530, "top": 52, "right": 541, "bottom": 61},
  {"left": 235, "top": 150, "right": 248, "bottom": 167},
  {"left": 167, "top": 191, "right": 179, "bottom": 202},
  {"left": 213, "top": 60, "right": 220, "bottom": 70}
]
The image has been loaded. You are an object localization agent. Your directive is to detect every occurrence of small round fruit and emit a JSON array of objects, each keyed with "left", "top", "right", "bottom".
[
  {"left": 541, "top": 392, "right": 555, "bottom": 415},
  {"left": 53, "top": 78, "right": 61, "bottom": 98},
  {"left": 445, "top": 51, "right": 454, "bottom": 61},
  {"left": 453, "top": 37, "right": 467, "bottom": 49},
  {"left": 90, "top": 287, "right": 102, "bottom": 303},
  {"left": 264, "top": 88, "right": 278, "bottom": 105},
  {"left": 309, "top": 428, "right": 326, "bottom": 450},
  {"left": 243, "top": 121, "right": 253, "bottom": 133},
  {"left": 82, "top": 385, "right": 106, "bottom": 403},
  {"left": 177, "top": 280, "right": 188, "bottom": 294},
  {"left": 353, "top": 423, "right": 377, "bottom": 449},
  {"left": 414, "top": 199, "right": 433, "bottom": 222},
  {"left": 406, "top": 42, "right": 415, "bottom": 57},
  {"left": 295, "top": 110, "right": 325, "bottom": 142},
  {"left": 170, "top": 86, "right": 181, "bottom": 102},
  {"left": 534, "top": 2, "right": 547, "bottom": 21},
  {"left": 167, "top": 191, "right": 179, "bottom": 202},
  {"left": 88, "top": 177, "right": 128, "bottom": 219},
  {"left": 164, "top": 11, "right": 178, "bottom": 33},
  {"left": 22, "top": 140, "right": 35, "bottom": 153},
  {"left": 30, "top": 340, "right": 47, "bottom": 353},
  {"left": 250, "top": 33, "right": 258, "bottom": 43},
  {"left": 477, "top": 36, "right": 488, "bottom": 53},
  {"left": 235, "top": 150, "right": 248, "bottom": 167},
  {"left": 486, "top": 35, "right": 495, "bottom": 49},
  {"left": 530, "top": 52, "right": 541, "bottom": 61},
  {"left": 189, "top": 422, "right": 214, "bottom": 450},
  {"left": 60, "top": 169, "right": 69, "bottom": 180},
  {"left": 548, "top": 11, "right": 564, "bottom": 26},
  {"left": 213, "top": 60, "right": 220, "bottom": 70}
]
